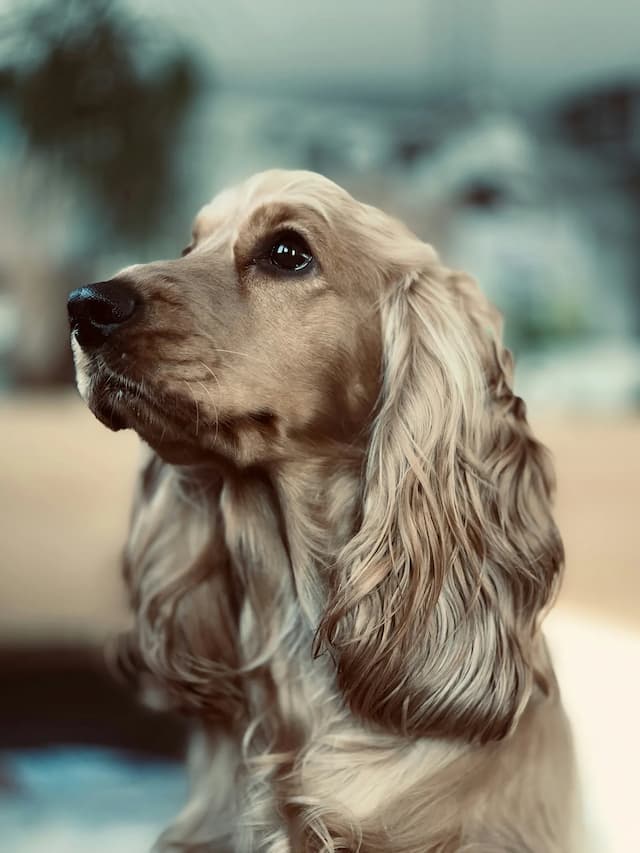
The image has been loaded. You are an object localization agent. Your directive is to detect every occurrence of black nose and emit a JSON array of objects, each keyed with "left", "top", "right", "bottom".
[{"left": 67, "top": 280, "right": 139, "bottom": 349}]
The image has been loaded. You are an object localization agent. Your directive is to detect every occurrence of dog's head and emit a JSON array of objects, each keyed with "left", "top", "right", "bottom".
[
  {"left": 68, "top": 170, "right": 406, "bottom": 465},
  {"left": 69, "top": 170, "right": 563, "bottom": 742}
]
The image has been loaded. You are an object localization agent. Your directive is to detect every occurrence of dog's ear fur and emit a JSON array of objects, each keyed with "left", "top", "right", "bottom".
[
  {"left": 117, "top": 451, "right": 243, "bottom": 721},
  {"left": 319, "top": 265, "right": 563, "bottom": 743}
]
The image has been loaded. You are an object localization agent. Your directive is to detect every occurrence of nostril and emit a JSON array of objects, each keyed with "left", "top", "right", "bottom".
[{"left": 67, "top": 280, "right": 139, "bottom": 349}]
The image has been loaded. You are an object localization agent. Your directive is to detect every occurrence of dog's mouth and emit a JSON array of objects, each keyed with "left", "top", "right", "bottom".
[
  {"left": 75, "top": 353, "right": 281, "bottom": 465},
  {"left": 86, "top": 367, "right": 193, "bottom": 440},
  {"left": 90, "top": 375, "right": 152, "bottom": 432}
]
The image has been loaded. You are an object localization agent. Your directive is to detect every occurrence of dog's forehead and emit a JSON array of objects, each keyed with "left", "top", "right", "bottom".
[{"left": 192, "top": 170, "right": 348, "bottom": 239}]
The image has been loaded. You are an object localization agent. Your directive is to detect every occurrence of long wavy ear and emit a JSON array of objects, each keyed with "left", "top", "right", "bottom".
[
  {"left": 319, "top": 264, "right": 563, "bottom": 743},
  {"left": 116, "top": 450, "right": 243, "bottom": 722}
]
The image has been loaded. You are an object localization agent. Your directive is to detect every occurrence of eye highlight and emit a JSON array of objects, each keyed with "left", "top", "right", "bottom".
[{"left": 267, "top": 230, "right": 314, "bottom": 273}]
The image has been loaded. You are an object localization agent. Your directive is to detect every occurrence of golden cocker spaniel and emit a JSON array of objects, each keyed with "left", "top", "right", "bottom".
[{"left": 68, "top": 170, "right": 578, "bottom": 852}]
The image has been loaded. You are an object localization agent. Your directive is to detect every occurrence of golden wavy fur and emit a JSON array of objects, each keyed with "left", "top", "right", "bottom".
[{"left": 70, "top": 170, "right": 577, "bottom": 851}]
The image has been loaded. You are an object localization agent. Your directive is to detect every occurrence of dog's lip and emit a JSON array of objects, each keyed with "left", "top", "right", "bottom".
[
  {"left": 89, "top": 370, "right": 158, "bottom": 430},
  {"left": 89, "top": 368, "right": 195, "bottom": 435}
]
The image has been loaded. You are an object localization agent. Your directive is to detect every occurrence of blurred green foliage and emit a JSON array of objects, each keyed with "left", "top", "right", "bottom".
[{"left": 0, "top": 0, "right": 200, "bottom": 242}]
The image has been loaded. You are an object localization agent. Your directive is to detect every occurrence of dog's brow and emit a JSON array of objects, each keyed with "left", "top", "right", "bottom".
[{"left": 244, "top": 200, "right": 328, "bottom": 240}]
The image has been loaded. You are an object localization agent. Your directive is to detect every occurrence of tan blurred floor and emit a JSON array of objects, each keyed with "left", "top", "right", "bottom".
[
  {"left": 532, "top": 413, "right": 640, "bottom": 629},
  {"left": 0, "top": 393, "right": 139, "bottom": 644},
  {"left": 0, "top": 392, "right": 638, "bottom": 644}
]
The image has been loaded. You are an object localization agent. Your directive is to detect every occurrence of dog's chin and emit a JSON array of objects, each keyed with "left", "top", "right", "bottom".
[
  {"left": 89, "top": 399, "right": 128, "bottom": 432},
  {"left": 85, "top": 376, "right": 151, "bottom": 435}
]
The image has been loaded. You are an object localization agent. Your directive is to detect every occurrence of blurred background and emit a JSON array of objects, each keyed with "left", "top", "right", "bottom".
[{"left": 0, "top": 1, "right": 638, "bottom": 851}]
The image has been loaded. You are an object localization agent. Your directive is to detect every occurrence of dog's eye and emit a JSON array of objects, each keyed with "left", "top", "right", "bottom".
[{"left": 268, "top": 231, "right": 313, "bottom": 272}]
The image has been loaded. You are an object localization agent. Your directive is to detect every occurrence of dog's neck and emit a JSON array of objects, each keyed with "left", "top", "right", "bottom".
[
  {"left": 192, "top": 454, "right": 363, "bottom": 769},
  {"left": 215, "top": 453, "right": 363, "bottom": 631}
]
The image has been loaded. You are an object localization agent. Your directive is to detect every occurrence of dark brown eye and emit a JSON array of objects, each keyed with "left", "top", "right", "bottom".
[
  {"left": 181, "top": 244, "right": 193, "bottom": 257},
  {"left": 269, "top": 231, "right": 313, "bottom": 272}
]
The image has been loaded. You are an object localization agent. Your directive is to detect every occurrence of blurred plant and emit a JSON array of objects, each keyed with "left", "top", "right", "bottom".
[{"left": 0, "top": 0, "right": 201, "bottom": 243}]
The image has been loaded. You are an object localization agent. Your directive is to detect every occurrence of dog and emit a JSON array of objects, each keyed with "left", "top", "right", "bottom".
[{"left": 68, "top": 170, "right": 577, "bottom": 852}]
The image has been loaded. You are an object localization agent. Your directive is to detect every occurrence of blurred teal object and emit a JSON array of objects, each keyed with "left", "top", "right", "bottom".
[{"left": 0, "top": 748, "right": 186, "bottom": 853}]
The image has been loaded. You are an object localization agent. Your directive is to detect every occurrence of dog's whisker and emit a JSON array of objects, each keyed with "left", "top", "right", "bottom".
[
  {"left": 183, "top": 379, "right": 200, "bottom": 437},
  {"left": 209, "top": 348, "right": 268, "bottom": 367},
  {"left": 196, "top": 361, "right": 221, "bottom": 443}
]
